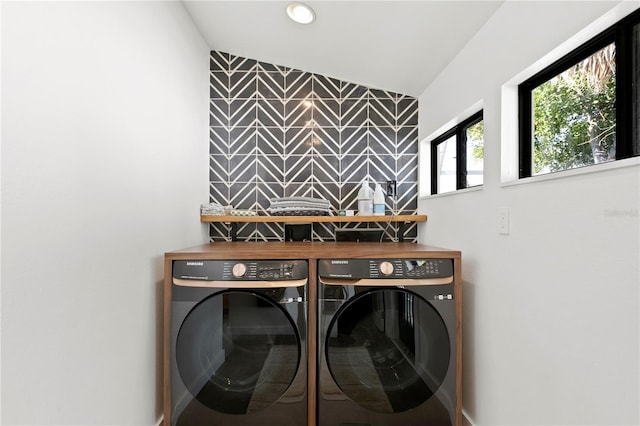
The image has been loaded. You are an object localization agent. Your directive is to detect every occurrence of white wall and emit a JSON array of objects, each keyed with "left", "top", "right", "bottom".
[
  {"left": 418, "top": 2, "right": 639, "bottom": 425},
  {"left": 1, "top": 1, "right": 209, "bottom": 424}
]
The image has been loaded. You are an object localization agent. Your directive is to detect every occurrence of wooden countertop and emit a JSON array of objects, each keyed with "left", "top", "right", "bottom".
[{"left": 165, "top": 242, "right": 461, "bottom": 260}]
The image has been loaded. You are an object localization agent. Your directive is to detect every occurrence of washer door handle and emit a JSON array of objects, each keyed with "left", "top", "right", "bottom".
[
  {"left": 318, "top": 276, "right": 453, "bottom": 286},
  {"left": 173, "top": 277, "right": 308, "bottom": 288}
]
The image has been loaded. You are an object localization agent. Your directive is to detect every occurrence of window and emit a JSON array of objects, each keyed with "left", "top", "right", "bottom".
[
  {"left": 519, "top": 9, "right": 640, "bottom": 178},
  {"left": 430, "top": 111, "right": 484, "bottom": 194}
]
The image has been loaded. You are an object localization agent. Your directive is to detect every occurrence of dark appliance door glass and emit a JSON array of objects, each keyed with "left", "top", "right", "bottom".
[
  {"left": 176, "top": 290, "right": 300, "bottom": 415},
  {"left": 325, "top": 288, "right": 450, "bottom": 414}
]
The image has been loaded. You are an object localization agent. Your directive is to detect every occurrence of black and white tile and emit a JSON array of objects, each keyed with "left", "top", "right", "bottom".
[{"left": 209, "top": 50, "right": 419, "bottom": 242}]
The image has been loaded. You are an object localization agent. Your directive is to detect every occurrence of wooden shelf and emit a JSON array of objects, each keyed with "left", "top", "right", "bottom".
[
  {"left": 200, "top": 214, "right": 427, "bottom": 223},
  {"left": 201, "top": 214, "right": 427, "bottom": 242}
]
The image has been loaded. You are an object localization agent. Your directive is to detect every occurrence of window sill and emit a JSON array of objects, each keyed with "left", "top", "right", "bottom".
[
  {"left": 501, "top": 156, "right": 640, "bottom": 188},
  {"left": 419, "top": 185, "right": 484, "bottom": 200}
]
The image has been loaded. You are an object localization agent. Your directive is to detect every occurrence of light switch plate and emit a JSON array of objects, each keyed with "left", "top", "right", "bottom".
[{"left": 499, "top": 207, "right": 510, "bottom": 235}]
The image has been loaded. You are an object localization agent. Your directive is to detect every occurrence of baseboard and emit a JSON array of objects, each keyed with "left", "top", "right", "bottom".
[{"left": 462, "top": 409, "right": 475, "bottom": 426}]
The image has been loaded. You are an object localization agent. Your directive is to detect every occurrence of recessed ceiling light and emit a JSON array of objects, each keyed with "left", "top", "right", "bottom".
[{"left": 287, "top": 2, "right": 315, "bottom": 25}]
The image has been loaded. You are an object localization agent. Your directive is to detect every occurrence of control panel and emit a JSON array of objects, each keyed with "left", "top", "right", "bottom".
[
  {"left": 318, "top": 258, "right": 453, "bottom": 279},
  {"left": 173, "top": 259, "right": 308, "bottom": 281}
]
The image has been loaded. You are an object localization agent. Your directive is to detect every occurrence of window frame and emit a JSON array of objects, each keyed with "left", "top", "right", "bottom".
[
  {"left": 518, "top": 9, "right": 639, "bottom": 178},
  {"left": 430, "top": 110, "right": 484, "bottom": 195}
]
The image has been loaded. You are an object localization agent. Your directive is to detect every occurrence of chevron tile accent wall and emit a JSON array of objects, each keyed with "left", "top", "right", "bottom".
[{"left": 209, "top": 50, "right": 419, "bottom": 242}]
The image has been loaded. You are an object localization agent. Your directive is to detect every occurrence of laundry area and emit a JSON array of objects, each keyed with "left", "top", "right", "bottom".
[{"left": 164, "top": 242, "right": 462, "bottom": 425}]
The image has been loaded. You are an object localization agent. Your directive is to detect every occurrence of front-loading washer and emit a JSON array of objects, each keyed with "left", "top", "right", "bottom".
[
  {"left": 168, "top": 259, "right": 308, "bottom": 425},
  {"left": 317, "top": 258, "right": 460, "bottom": 426}
]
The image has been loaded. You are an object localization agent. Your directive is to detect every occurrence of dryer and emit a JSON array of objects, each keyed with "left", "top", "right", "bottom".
[
  {"left": 317, "top": 258, "right": 460, "bottom": 426},
  {"left": 169, "top": 259, "right": 308, "bottom": 425}
]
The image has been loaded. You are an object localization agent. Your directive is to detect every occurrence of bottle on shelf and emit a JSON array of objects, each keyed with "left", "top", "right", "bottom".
[
  {"left": 373, "top": 183, "right": 385, "bottom": 216},
  {"left": 357, "top": 179, "right": 373, "bottom": 215}
]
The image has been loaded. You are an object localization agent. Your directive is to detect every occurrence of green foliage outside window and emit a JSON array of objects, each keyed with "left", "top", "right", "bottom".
[
  {"left": 532, "top": 44, "right": 616, "bottom": 174},
  {"left": 468, "top": 121, "right": 484, "bottom": 160}
]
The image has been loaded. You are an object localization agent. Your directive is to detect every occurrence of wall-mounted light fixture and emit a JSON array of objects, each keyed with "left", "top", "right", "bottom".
[{"left": 286, "top": 2, "right": 315, "bottom": 24}]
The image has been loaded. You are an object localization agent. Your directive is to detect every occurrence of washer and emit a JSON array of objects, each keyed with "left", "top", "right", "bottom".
[
  {"left": 169, "top": 259, "right": 308, "bottom": 425},
  {"left": 317, "top": 258, "right": 459, "bottom": 426}
]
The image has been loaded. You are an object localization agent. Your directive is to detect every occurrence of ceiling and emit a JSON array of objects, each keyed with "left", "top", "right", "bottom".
[{"left": 183, "top": 1, "right": 503, "bottom": 97}]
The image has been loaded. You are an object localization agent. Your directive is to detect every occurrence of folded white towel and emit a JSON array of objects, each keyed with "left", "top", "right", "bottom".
[
  {"left": 269, "top": 196, "right": 330, "bottom": 207},
  {"left": 201, "top": 202, "right": 226, "bottom": 215},
  {"left": 268, "top": 206, "right": 331, "bottom": 212}
]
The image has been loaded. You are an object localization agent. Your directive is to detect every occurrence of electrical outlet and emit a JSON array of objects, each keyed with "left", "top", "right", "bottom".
[
  {"left": 498, "top": 207, "right": 510, "bottom": 235},
  {"left": 386, "top": 180, "right": 397, "bottom": 197}
]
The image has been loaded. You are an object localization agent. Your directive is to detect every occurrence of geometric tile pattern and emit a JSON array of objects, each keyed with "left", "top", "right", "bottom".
[{"left": 209, "top": 50, "right": 419, "bottom": 241}]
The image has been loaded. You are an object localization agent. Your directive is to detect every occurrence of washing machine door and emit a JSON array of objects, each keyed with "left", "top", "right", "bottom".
[
  {"left": 176, "top": 290, "right": 301, "bottom": 415},
  {"left": 325, "top": 288, "right": 450, "bottom": 414}
]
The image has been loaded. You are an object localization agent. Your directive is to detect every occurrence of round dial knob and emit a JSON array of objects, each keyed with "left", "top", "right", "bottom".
[
  {"left": 232, "top": 263, "right": 247, "bottom": 278},
  {"left": 379, "top": 261, "right": 394, "bottom": 276}
]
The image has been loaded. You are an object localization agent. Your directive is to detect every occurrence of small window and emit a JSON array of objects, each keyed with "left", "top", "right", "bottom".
[
  {"left": 519, "top": 9, "right": 640, "bottom": 178},
  {"left": 430, "top": 111, "right": 484, "bottom": 194}
]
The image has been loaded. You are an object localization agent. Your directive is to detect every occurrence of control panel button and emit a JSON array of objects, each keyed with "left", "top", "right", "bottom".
[
  {"left": 379, "top": 261, "right": 394, "bottom": 276},
  {"left": 232, "top": 263, "right": 247, "bottom": 278}
]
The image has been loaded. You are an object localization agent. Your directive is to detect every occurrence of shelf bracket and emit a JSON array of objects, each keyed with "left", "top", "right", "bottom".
[{"left": 398, "top": 222, "right": 406, "bottom": 242}]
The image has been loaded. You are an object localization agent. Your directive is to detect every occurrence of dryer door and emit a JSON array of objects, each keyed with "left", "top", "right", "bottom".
[
  {"left": 325, "top": 288, "right": 450, "bottom": 414},
  {"left": 176, "top": 290, "right": 301, "bottom": 415}
]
